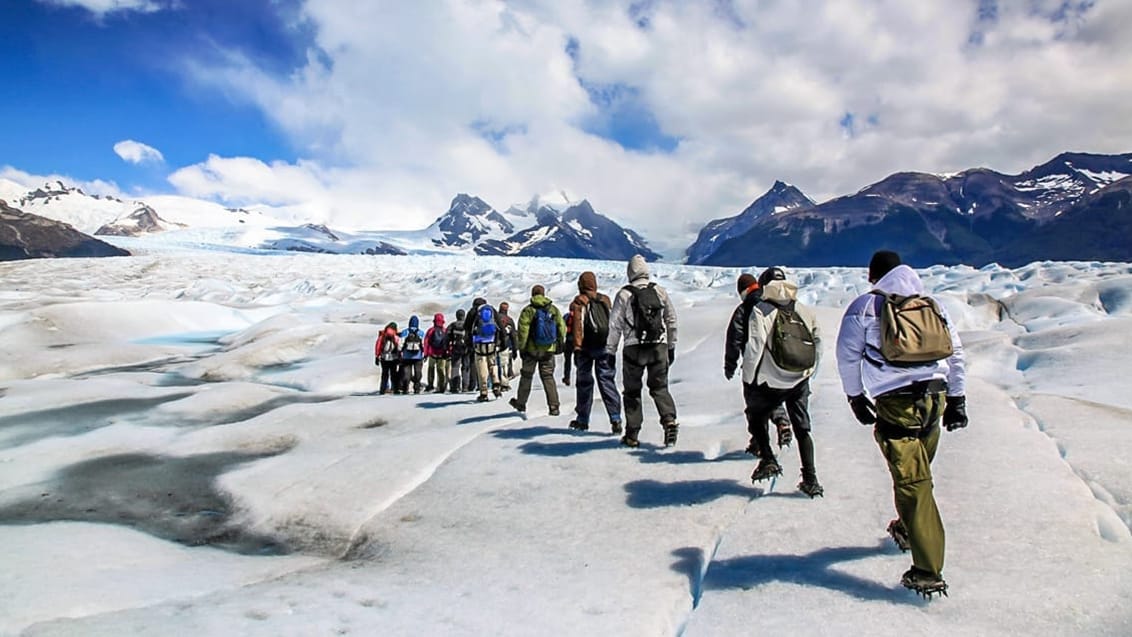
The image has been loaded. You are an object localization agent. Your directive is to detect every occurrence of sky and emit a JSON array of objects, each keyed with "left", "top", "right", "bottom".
[
  {"left": 1, "top": 250, "right": 1131, "bottom": 634},
  {"left": 3, "top": 0, "right": 1132, "bottom": 243}
]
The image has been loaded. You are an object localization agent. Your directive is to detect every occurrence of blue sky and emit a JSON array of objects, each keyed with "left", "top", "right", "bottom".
[
  {"left": 2, "top": 1, "right": 1130, "bottom": 241},
  {"left": 1, "top": 0, "right": 306, "bottom": 192}
]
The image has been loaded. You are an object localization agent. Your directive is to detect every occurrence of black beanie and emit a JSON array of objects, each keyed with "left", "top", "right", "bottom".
[
  {"left": 758, "top": 266, "right": 786, "bottom": 288},
  {"left": 736, "top": 273, "right": 757, "bottom": 296},
  {"left": 868, "top": 250, "right": 902, "bottom": 282}
]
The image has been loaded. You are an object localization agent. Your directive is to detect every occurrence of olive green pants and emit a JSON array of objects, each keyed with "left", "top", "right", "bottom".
[{"left": 874, "top": 391, "right": 946, "bottom": 576}]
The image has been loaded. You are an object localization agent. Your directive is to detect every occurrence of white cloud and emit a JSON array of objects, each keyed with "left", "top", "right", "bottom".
[
  {"left": 1, "top": 165, "right": 125, "bottom": 198},
  {"left": 173, "top": 0, "right": 1132, "bottom": 253},
  {"left": 113, "top": 140, "right": 165, "bottom": 165},
  {"left": 38, "top": 0, "right": 164, "bottom": 16}
]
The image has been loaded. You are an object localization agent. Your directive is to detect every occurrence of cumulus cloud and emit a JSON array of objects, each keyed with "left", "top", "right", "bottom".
[
  {"left": 38, "top": 0, "right": 164, "bottom": 16},
  {"left": 175, "top": 0, "right": 1132, "bottom": 253},
  {"left": 1, "top": 165, "right": 125, "bottom": 198},
  {"left": 113, "top": 140, "right": 165, "bottom": 165}
]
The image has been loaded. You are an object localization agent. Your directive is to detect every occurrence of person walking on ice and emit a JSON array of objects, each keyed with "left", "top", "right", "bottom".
[
  {"left": 836, "top": 250, "right": 968, "bottom": 599},
  {"left": 606, "top": 254, "right": 679, "bottom": 448}
]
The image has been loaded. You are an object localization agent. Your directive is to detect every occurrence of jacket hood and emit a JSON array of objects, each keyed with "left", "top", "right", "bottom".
[
  {"left": 578, "top": 271, "right": 597, "bottom": 294},
  {"left": 762, "top": 280, "right": 798, "bottom": 304},
  {"left": 627, "top": 254, "right": 649, "bottom": 283},
  {"left": 432, "top": 312, "right": 445, "bottom": 327},
  {"left": 455, "top": 308, "right": 466, "bottom": 321},
  {"left": 530, "top": 294, "right": 552, "bottom": 308},
  {"left": 408, "top": 315, "right": 420, "bottom": 330},
  {"left": 873, "top": 264, "right": 924, "bottom": 297},
  {"left": 384, "top": 322, "right": 398, "bottom": 334}
]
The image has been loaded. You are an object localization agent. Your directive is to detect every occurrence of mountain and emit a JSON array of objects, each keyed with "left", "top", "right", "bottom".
[
  {"left": 686, "top": 181, "right": 814, "bottom": 265},
  {"left": 95, "top": 204, "right": 184, "bottom": 237},
  {"left": 476, "top": 199, "right": 661, "bottom": 261},
  {"left": 0, "top": 200, "right": 130, "bottom": 260},
  {"left": 695, "top": 152, "right": 1132, "bottom": 267},
  {"left": 427, "top": 194, "right": 518, "bottom": 248}
]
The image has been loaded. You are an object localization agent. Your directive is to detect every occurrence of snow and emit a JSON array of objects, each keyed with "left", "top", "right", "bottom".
[
  {"left": 1076, "top": 169, "right": 1131, "bottom": 184},
  {"left": 1, "top": 251, "right": 1131, "bottom": 635}
]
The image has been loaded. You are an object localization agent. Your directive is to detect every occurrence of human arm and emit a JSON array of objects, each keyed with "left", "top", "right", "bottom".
[{"left": 724, "top": 303, "right": 747, "bottom": 379}]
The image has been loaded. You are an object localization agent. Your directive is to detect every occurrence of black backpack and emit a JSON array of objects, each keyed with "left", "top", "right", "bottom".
[
  {"left": 582, "top": 298, "right": 610, "bottom": 349},
  {"left": 402, "top": 330, "right": 423, "bottom": 355},
  {"left": 447, "top": 323, "right": 467, "bottom": 356},
  {"left": 766, "top": 301, "right": 816, "bottom": 372},
  {"left": 623, "top": 283, "right": 665, "bottom": 343}
]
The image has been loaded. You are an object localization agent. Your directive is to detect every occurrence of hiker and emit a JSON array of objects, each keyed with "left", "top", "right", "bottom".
[
  {"left": 728, "top": 267, "right": 823, "bottom": 497},
  {"left": 374, "top": 322, "right": 400, "bottom": 395},
  {"left": 399, "top": 315, "right": 426, "bottom": 394},
  {"left": 447, "top": 308, "right": 471, "bottom": 393},
  {"left": 466, "top": 297, "right": 509, "bottom": 402},
  {"left": 509, "top": 284, "right": 567, "bottom": 416},
  {"left": 498, "top": 302, "right": 519, "bottom": 380},
  {"left": 423, "top": 312, "right": 450, "bottom": 394},
  {"left": 567, "top": 271, "right": 622, "bottom": 433},
  {"left": 561, "top": 310, "right": 574, "bottom": 386},
  {"left": 835, "top": 250, "right": 967, "bottom": 599},
  {"left": 724, "top": 272, "right": 797, "bottom": 456},
  {"left": 606, "top": 254, "right": 679, "bottom": 447}
]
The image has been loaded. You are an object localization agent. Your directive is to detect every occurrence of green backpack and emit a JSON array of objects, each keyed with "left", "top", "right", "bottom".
[{"left": 768, "top": 301, "right": 817, "bottom": 372}]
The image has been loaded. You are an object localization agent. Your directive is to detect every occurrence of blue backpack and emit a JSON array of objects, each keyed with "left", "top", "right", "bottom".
[
  {"left": 532, "top": 306, "right": 558, "bottom": 347},
  {"left": 472, "top": 305, "right": 497, "bottom": 344}
]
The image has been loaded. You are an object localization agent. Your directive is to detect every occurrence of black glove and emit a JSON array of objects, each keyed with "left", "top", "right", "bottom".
[
  {"left": 848, "top": 394, "right": 876, "bottom": 425},
  {"left": 943, "top": 395, "right": 968, "bottom": 431},
  {"left": 605, "top": 353, "right": 617, "bottom": 368},
  {"left": 724, "top": 364, "right": 735, "bottom": 380},
  {"left": 374, "top": 356, "right": 380, "bottom": 366},
  {"left": 668, "top": 348, "right": 676, "bottom": 365}
]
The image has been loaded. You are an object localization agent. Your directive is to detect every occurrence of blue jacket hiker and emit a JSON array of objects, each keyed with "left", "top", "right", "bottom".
[{"left": 399, "top": 315, "right": 426, "bottom": 394}]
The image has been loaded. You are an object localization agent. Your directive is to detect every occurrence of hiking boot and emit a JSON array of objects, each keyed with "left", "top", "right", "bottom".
[
  {"left": 798, "top": 479, "right": 824, "bottom": 498},
  {"left": 751, "top": 458, "right": 783, "bottom": 482},
  {"left": 476, "top": 394, "right": 490, "bottom": 403},
  {"left": 776, "top": 421, "right": 793, "bottom": 448},
  {"left": 662, "top": 422, "right": 679, "bottom": 447},
  {"left": 549, "top": 406, "right": 560, "bottom": 416},
  {"left": 611, "top": 419, "right": 622, "bottom": 435},
  {"left": 568, "top": 420, "right": 589, "bottom": 431},
  {"left": 493, "top": 388, "right": 502, "bottom": 398},
  {"left": 887, "top": 519, "right": 911, "bottom": 552},
  {"left": 508, "top": 398, "right": 525, "bottom": 413},
  {"left": 620, "top": 431, "right": 640, "bottom": 448},
  {"left": 901, "top": 567, "right": 948, "bottom": 599}
]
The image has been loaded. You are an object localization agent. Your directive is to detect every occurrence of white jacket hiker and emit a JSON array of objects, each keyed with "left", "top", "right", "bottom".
[{"left": 742, "top": 279, "right": 822, "bottom": 388}]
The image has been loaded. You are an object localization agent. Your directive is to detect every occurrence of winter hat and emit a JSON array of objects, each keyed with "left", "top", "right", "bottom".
[
  {"left": 758, "top": 266, "right": 787, "bottom": 288},
  {"left": 531, "top": 284, "right": 545, "bottom": 297},
  {"left": 578, "top": 271, "right": 597, "bottom": 294},
  {"left": 868, "top": 250, "right": 902, "bottom": 282},
  {"left": 455, "top": 309, "right": 466, "bottom": 321},
  {"left": 736, "top": 273, "right": 758, "bottom": 297}
]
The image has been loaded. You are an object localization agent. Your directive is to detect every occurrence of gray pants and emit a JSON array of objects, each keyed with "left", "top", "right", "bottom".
[
  {"left": 515, "top": 350, "right": 559, "bottom": 410},
  {"left": 621, "top": 343, "right": 677, "bottom": 433}
]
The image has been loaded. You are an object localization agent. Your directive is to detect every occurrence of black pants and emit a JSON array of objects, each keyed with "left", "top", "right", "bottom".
[
  {"left": 380, "top": 361, "right": 400, "bottom": 393},
  {"left": 744, "top": 379, "right": 816, "bottom": 481},
  {"left": 621, "top": 343, "right": 677, "bottom": 432}
]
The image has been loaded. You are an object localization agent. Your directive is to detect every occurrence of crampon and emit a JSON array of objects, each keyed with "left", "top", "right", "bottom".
[
  {"left": 887, "top": 518, "right": 911, "bottom": 552},
  {"left": 901, "top": 567, "right": 948, "bottom": 600}
]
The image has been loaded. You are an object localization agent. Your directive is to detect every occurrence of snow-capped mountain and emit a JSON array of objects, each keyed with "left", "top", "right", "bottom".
[
  {"left": 427, "top": 194, "right": 518, "bottom": 248},
  {"left": 94, "top": 204, "right": 184, "bottom": 237},
  {"left": 685, "top": 181, "right": 814, "bottom": 265},
  {"left": 476, "top": 199, "right": 661, "bottom": 261},
  {"left": 695, "top": 151, "right": 1132, "bottom": 267}
]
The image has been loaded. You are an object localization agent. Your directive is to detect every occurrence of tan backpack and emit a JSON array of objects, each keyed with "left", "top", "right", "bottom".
[{"left": 871, "top": 291, "right": 953, "bottom": 365}]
